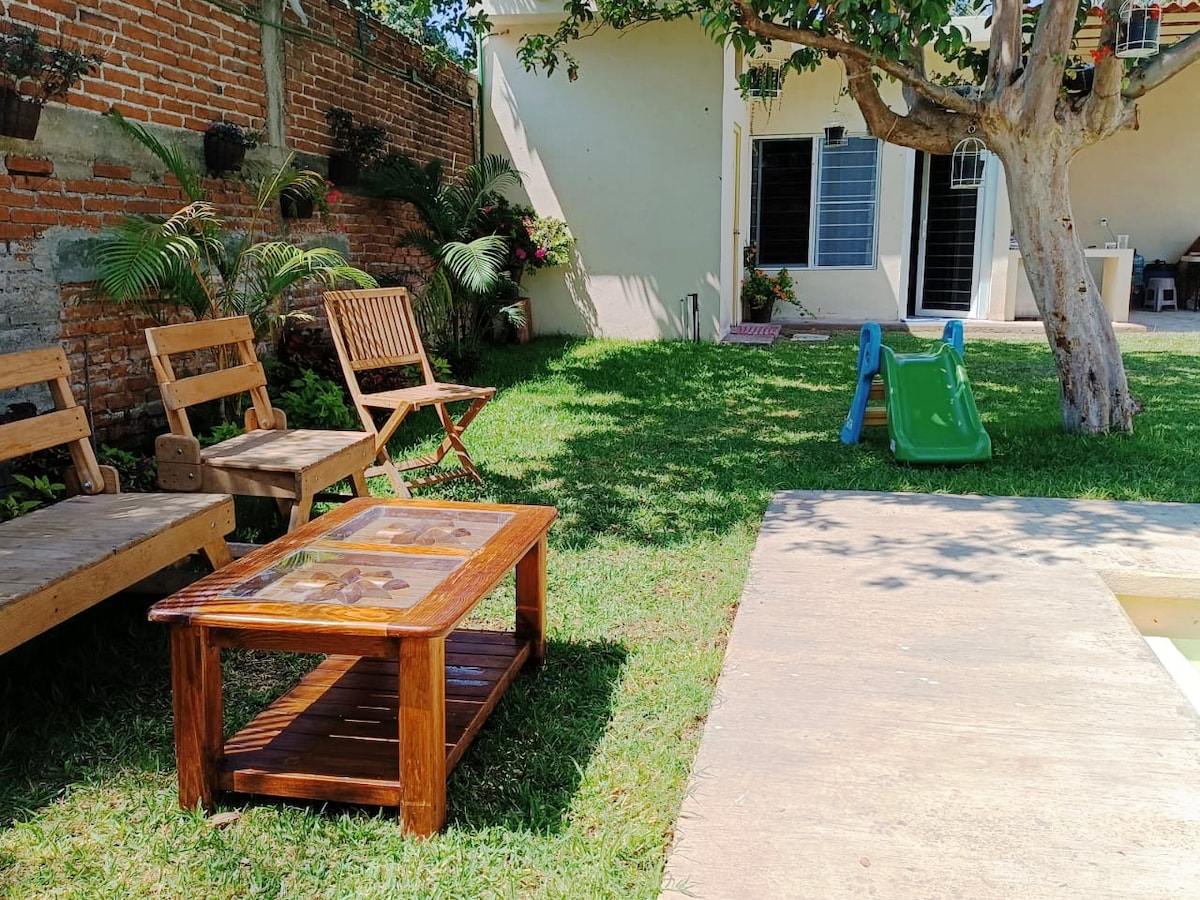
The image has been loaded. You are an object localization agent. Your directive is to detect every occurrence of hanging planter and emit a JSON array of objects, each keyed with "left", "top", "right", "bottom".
[
  {"left": 327, "top": 151, "right": 360, "bottom": 188},
  {"left": 203, "top": 121, "right": 259, "bottom": 175},
  {"left": 746, "top": 63, "right": 782, "bottom": 100},
  {"left": 0, "top": 89, "right": 42, "bottom": 140},
  {"left": 1116, "top": 0, "right": 1162, "bottom": 58},
  {"left": 950, "top": 131, "right": 987, "bottom": 191},
  {"left": 280, "top": 188, "right": 314, "bottom": 219}
]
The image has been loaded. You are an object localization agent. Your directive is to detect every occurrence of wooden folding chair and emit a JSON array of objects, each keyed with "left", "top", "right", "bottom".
[
  {"left": 145, "top": 316, "right": 376, "bottom": 531},
  {"left": 322, "top": 287, "right": 496, "bottom": 494}
]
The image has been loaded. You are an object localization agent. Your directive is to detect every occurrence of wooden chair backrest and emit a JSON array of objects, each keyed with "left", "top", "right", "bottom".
[
  {"left": 144, "top": 316, "right": 276, "bottom": 439},
  {"left": 0, "top": 346, "right": 106, "bottom": 494},
  {"left": 323, "top": 288, "right": 436, "bottom": 396}
]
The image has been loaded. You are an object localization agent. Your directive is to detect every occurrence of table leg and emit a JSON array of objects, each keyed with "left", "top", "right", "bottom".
[
  {"left": 515, "top": 535, "right": 548, "bottom": 667},
  {"left": 170, "top": 625, "right": 223, "bottom": 812},
  {"left": 398, "top": 636, "right": 447, "bottom": 835}
]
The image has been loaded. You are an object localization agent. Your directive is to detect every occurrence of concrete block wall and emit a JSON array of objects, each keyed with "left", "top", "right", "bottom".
[{"left": 0, "top": 0, "right": 477, "bottom": 443}]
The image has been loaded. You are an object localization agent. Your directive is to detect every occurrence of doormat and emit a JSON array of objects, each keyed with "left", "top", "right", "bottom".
[{"left": 723, "top": 324, "right": 782, "bottom": 345}]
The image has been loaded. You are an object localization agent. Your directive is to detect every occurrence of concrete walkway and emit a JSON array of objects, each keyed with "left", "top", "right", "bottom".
[{"left": 662, "top": 492, "right": 1200, "bottom": 899}]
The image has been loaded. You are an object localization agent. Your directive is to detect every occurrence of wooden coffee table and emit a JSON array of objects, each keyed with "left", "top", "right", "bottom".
[{"left": 149, "top": 497, "right": 557, "bottom": 835}]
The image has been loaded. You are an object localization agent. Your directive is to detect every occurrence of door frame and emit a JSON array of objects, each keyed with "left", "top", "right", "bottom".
[{"left": 911, "top": 151, "right": 999, "bottom": 319}]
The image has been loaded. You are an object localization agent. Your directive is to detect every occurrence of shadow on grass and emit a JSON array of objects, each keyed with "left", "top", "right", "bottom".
[
  {"left": 0, "top": 596, "right": 176, "bottom": 827},
  {"left": 0, "top": 596, "right": 625, "bottom": 838},
  {"left": 423, "top": 334, "right": 1200, "bottom": 550}
]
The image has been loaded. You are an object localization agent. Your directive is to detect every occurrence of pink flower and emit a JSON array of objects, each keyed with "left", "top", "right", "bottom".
[
  {"left": 515, "top": 248, "right": 527, "bottom": 260},
  {"left": 535, "top": 248, "right": 547, "bottom": 259},
  {"left": 326, "top": 190, "right": 343, "bottom": 205},
  {"left": 482, "top": 205, "right": 492, "bottom": 213}
]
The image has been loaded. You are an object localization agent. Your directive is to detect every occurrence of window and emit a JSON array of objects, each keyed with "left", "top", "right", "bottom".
[{"left": 750, "top": 136, "right": 880, "bottom": 269}]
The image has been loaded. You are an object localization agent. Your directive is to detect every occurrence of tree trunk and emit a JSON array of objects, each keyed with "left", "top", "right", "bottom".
[{"left": 992, "top": 138, "right": 1137, "bottom": 433}]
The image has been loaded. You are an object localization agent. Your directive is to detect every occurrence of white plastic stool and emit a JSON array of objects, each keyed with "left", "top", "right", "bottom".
[{"left": 1145, "top": 276, "right": 1178, "bottom": 312}]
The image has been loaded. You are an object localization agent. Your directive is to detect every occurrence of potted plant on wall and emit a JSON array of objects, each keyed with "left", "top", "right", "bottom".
[
  {"left": 0, "top": 25, "right": 104, "bottom": 140},
  {"left": 325, "top": 108, "right": 389, "bottom": 187},
  {"left": 203, "top": 120, "right": 260, "bottom": 175}
]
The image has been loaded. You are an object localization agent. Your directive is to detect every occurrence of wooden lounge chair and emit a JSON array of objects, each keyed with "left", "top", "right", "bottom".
[
  {"left": 323, "top": 288, "right": 496, "bottom": 494},
  {"left": 144, "top": 316, "right": 376, "bottom": 531},
  {"left": 0, "top": 346, "right": 234, "bottom": 656}
]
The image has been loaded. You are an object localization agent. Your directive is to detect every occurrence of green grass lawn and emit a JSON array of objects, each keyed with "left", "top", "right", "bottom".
[{"left": 2, "top": 329, "right": 1199, "bottom": 898}]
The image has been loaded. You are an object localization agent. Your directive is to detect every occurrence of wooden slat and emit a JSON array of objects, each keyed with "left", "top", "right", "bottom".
[
  {"left": 0, "top": 407, "right": 90, "bottom": 462},
  {"left": 146, "top": 316, "right": 255, "bottom": 356},
  {"left": 0, "top": 346, "right": 70, "bottom": 392},
  {"left": 215, "top": 631, "right": 528, "bottom": 818},
  {"left": 159, "top": 363, "right": 266, "bottom": 411},
  {"left": 0, "top": 494, "right": 235, "bottom": 656}
]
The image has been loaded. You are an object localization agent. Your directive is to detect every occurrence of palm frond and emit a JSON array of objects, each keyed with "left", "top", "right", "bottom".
[
  {"left": 107, "top": 108, "right": 206, "bottom": 202},
  {"left": 446, "top": 154, "right": 522, "bottom": 234},
  {"left": 93, "top": 203, "right": 221, "bottom": 315},
  {"left": 439, "top": 235, "right": 509, "bottom": 294}
]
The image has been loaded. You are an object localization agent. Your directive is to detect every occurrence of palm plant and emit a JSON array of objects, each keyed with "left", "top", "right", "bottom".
[
  {"left": 94, "top": 109, "right": 375, "bottom": 342},
  {"left": 361, "top": 152, "right": 522, "bottom": 372}
]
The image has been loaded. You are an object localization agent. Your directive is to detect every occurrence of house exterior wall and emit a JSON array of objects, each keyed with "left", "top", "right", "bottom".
[
  {"left": 748, "top": 63, "right": 911, "bottom": 322},
  {"left": 482, "top": 19, "right": 726, "bottom": 339},
  {"left": 1069, "top": 62, "right": 1200, "bottom": 264}
]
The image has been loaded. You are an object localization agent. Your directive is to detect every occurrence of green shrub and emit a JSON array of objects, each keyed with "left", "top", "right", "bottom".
[{"left": 276, "top": 369, "right": 359, "bottom": 431}]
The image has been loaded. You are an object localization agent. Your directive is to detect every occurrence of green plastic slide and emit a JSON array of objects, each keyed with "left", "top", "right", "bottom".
[{"left": 879, "top": 342, "right": 992, "bottom": 464}]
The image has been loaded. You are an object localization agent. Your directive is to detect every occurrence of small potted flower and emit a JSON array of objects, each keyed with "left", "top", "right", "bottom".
[
  {"left": 325, "top": 107, "right": 389, "bottom": 187},
  {"left": 203, "top": 120, "right": 261, "bottom": 175},
  {"left": 0, "top": 25, "right": 104, "bottom": 140},
  {"left": 741, "top": 243, "right": 799, "bottom": 323}
]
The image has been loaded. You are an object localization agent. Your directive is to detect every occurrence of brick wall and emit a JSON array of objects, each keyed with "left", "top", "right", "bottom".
[{"left": 0, "top": 0, "right": 477, "bottom": 443}]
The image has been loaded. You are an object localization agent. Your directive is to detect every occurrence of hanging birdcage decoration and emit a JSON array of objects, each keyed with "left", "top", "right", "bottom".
[
  {"left": 1116, "top": 0, "right": 1162, "bottom": 58},
  {"left": 824, "top": 113, "right": 848, "bottom": 147},
  {"left": 824, "top": 67, "right": 849, "bottom": 147},
  {"left": 950, "top": 129, "right": 987, "bottom": 190},
  {"left": 746, "top": 62, "right": 782, "bottom": 100}
]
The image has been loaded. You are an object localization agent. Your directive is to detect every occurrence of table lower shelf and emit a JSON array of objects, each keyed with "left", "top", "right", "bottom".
[{"left": 217, "top": 629, "right": 530, "bottom": 807}]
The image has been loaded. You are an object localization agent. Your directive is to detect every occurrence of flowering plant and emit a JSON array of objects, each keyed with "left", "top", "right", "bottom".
[
  {"left": 476, "top": 193, "right": 574, "bottom": 275},
  {"left": 741, "top": 242, "right": 799, "bottom": 312}
]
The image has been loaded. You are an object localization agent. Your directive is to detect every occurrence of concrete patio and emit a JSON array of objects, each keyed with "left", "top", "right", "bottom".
[{"left": 663, "top": 491, "right": 1200, "bottom": 898}]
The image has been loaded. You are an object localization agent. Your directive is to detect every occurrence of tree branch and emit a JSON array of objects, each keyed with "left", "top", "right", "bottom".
[
  {"left": 986, "top": 0, "right": 1023, "bottom": 93},
  {"left": 1125, "top": 28, "right": 1200, "bottom": 98},
  {"left": 1081, "top": 0, "right": 1130, "bottom": 137},
  {"left": 843, "top": 56, "right": 963, "bottom": 156},
  {"left": 1021, "top": 0, "right": 1079, "bottom": 119},
  {"left": 729, "top": 0, "right": 978, "bottom": 116}
]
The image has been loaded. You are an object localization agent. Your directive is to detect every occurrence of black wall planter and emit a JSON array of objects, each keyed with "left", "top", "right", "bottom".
[
  {"left": 203, "top": 132, "right": 246, "bottom": 175},
  {"left": 0, "top": 90, "right": 43, "bottom": 140},
  {"left": 327, "top": 151, "right": 360, "bottom": 187},
  {"left": 280, "top": 190, "right": 314, "bottom": 219}
]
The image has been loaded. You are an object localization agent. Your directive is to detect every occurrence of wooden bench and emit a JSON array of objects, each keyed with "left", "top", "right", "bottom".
[{"left": 0, "top": 346, "right": 235, "bottom": 656}]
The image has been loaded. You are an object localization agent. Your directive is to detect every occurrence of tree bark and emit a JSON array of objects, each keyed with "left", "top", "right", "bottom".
[{"left": 990, "top": 135, "right": 1136, "bottom": 433}]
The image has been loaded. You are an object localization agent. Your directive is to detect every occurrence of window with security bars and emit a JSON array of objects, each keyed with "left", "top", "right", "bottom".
[{"left": 750, "top": 136, "right": 880, "bottom": 269}]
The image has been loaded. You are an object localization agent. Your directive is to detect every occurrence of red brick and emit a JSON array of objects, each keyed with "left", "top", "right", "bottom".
[
  {"left": 0, "top": 223, "right": 34, "bottom": 241},
  {"left": 10, "top": 208, "right": 58, "bottom": 225},
  {"left": 93, "top": 162, "right": 133, "bottom": 180},
  {"left": 5, "top": 155, "right": 53, "bottom": 176}
]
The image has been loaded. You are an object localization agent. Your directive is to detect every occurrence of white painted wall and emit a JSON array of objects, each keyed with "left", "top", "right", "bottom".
[
  {"left": 482, "top": 19, "right": 726, "bottom": 339},
  {"left": 1070, "top": 64, "right": 1200, "bottom": 264}
]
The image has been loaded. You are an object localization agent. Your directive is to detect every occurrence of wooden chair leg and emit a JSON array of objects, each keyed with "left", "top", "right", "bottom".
[
  {"left": 288, "top": 495, "right": 313, "bottom": 532},
  {"left": 202, "top": 538, "right": 232, "bottom": 570}
]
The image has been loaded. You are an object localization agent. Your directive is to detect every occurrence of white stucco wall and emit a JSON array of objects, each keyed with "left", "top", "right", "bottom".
[
  {"left": 1070, "top": 63, "right": 1200, "bottom": 264},
  {"left": 482, "top": 19, "right": 726, "bottom": 339}
]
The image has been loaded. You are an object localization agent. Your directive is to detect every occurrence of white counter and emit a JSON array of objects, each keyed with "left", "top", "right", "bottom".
[{"left": 1003, "top": 248, "right": 1134, "bottom": 323}]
